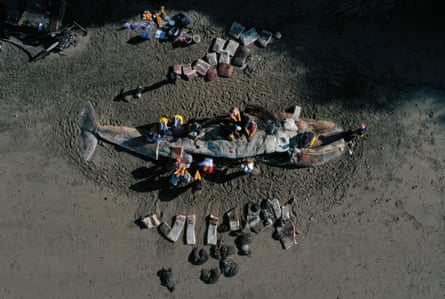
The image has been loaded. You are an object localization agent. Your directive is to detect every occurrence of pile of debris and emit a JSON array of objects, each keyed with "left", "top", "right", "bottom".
[
  {"left": 171, "top": 21, "right": 282, "bottom": 81},
  {"left": 0, "top": 0, "right": 87, "bottom": 61},
  {"left": 139, "top": 197, "right": 298, "bottom": 291},
  {"left": 121, "top": 6, "right": 198, "bottom": 47}
]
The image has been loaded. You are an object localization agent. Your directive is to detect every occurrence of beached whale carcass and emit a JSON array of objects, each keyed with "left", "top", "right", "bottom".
[{"left": 79, "top": 101, "right": 349, "bottom": 167}]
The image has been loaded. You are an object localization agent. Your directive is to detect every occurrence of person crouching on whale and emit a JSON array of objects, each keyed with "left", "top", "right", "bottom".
[
  {"left": 244, "top": 119, "right": 258, "bottom": 138},
  {"left": 229, "top": 106, "right": 241, "bottom": 123}
]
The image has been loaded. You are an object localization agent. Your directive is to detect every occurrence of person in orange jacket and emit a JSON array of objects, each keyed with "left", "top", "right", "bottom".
[{"left": 229, "top": 106, "right": 241, "bottom": 123}]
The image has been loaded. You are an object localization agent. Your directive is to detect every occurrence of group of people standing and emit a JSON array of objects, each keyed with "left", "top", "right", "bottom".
[{"left": 148, "top": 105, "right": 261, "bottom": 191}]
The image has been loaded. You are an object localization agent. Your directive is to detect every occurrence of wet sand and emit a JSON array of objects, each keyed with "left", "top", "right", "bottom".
[{"left": 0, "top": 1, "right": 444, "bottom": 298}]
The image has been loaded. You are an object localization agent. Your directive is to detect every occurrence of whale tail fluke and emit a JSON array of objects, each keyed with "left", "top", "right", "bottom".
[{"left": 79, "top": 101, "right": 99, "bottom": 161}]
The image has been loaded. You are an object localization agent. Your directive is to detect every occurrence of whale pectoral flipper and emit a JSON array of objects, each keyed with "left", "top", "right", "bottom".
[{"left": 79, "top": 101, "right": 99, "bottom": 161}]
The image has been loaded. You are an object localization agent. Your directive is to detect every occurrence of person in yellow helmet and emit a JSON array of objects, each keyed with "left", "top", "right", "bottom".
[
  {"left": 159, "top": 116, "right": 170, "bottom": 135},
  {"left": 173, "top": 114, "right": 184, "bottom": 129}
]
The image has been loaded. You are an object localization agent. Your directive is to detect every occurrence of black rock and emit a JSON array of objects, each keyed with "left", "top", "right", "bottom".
[
  {"left": 220, "top": 258, "right": 239, "bottom": 277},
  {"left": 200, "top": 268, "right": 220, "bottom": 284},
  {"left": 157, "top": 268, "right": 175, "bottom": 292},
  {"left": 189, "top": 247, "right": 209, "bottom": 265}
]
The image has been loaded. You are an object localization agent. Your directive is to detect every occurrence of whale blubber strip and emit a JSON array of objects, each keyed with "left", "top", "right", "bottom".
[
  {"left": 166, "top": 215, "right": 186, "bottom": 242},
  {"left": 206, "top": 215, "right": 219, "bottom": 245},
  {"left": 186, "top": 215, "right": 196, "bottom": 245}
]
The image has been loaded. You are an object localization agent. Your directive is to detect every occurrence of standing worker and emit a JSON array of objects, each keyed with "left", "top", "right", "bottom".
[
  {"left": 173, "top": 114, "right": 184, "bottom": 130},
  {"left": 159, "top": 116, "right": 170, "bottom": 135}
]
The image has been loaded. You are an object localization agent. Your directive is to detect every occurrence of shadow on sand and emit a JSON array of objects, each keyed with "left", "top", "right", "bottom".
[
  {"left": 129, "top": 164, "right": 191, "bottom": 201},
  {"left": 129, "top": 161, "right": 248, "bottom": 200},
  {"left": 130, "top": 165, "right": 168, "bottom": 192},
  {"left": 60, "top": 0, "right": 445, "bottom": 114},
  {"left": 113, "top": 79, "right": 171, "bottom": 102}
]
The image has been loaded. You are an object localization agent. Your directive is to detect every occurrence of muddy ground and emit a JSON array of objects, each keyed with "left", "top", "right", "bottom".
[{"left": 0, "top": 0, "right": 444, "bottom": 298}]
